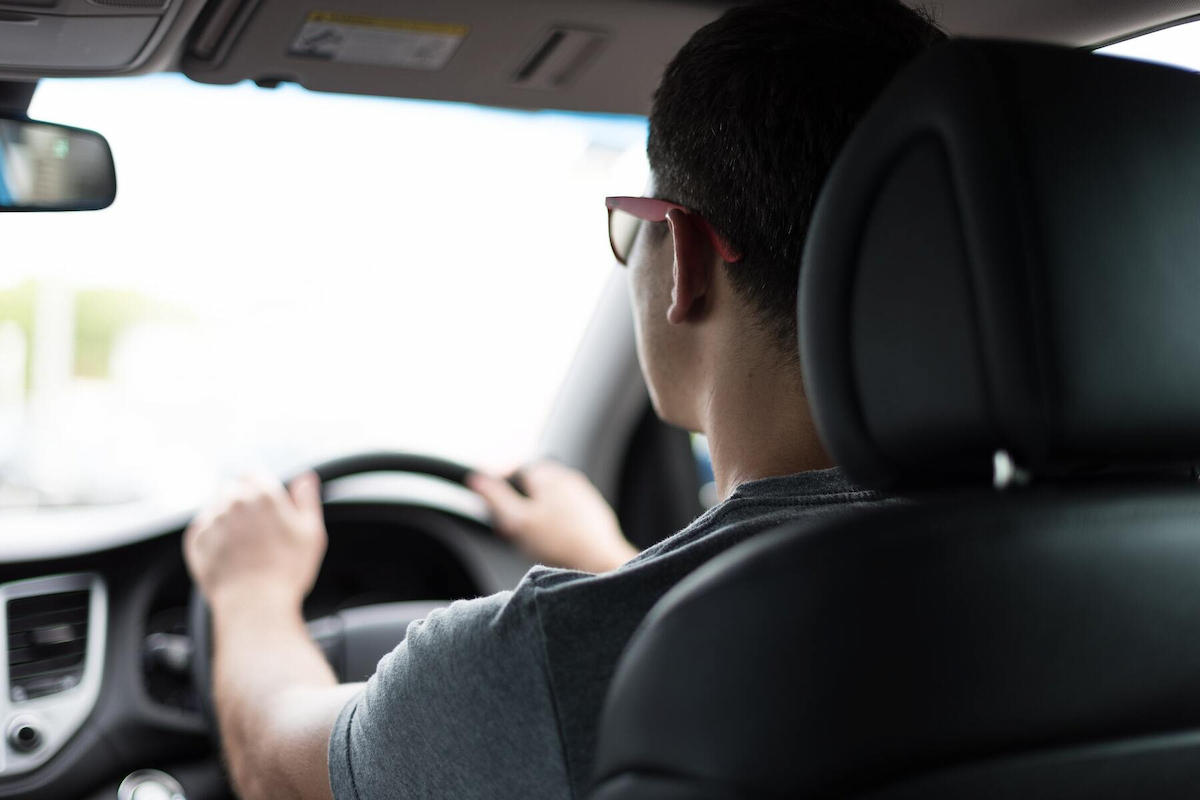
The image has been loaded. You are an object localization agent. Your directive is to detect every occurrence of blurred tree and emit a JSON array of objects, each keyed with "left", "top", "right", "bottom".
[
  {"left": 0, "top": 280, "right": 188, "bottom": 388},
  {"left": 0, "top": 280, "right": 35, "bottom": 391},
  {"left": 74, "top": 288, "right": 156, "bottom": 379}
]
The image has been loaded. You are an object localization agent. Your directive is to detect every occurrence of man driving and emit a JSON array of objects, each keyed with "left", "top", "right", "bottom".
[{"left": 182, "top": 2, "right": 945, "bottom": 797}]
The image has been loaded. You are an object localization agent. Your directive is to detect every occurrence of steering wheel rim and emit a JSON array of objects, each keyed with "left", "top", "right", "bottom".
[{"left": 187, "top": 450, "right": 502, "bottom": 739}]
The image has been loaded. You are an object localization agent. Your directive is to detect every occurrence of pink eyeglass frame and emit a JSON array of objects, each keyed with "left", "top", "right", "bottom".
[{"left": 605, "top": 196, "right": 743, "bottom": 265}]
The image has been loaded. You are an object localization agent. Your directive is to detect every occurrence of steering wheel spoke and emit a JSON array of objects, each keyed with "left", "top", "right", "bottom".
[{"left": 307, "top": 600, "right": 447, "bottom": 682}]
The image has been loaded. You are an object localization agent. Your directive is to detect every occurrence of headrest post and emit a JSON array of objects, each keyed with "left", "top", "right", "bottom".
[{"left": 994, "top": 450, "right": 1030, "bottom": 491}]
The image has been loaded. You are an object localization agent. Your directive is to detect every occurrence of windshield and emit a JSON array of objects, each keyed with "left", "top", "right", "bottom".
[
  {"left": 1096, "top": 18, "right": 1200, "bottom": 71},
  {"left": 0, "top": 76, "right": 648, "bottom": 509}
]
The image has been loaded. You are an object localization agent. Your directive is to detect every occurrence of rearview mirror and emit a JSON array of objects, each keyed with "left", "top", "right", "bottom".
[{"left": 0, "top": 116, "right": 116, "bottom": 211}]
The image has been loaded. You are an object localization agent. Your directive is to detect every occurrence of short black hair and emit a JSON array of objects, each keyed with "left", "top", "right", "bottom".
[{"left": 648, "top": 0, "right": 945, "bottom": 361}]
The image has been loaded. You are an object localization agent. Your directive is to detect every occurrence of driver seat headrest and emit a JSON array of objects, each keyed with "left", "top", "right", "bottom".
[{"left": 800, "top": 39, "right": 1200, "bottom": 491}]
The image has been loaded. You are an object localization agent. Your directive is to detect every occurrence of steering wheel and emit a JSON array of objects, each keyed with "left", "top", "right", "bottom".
[{"left": 186, "top": 451, "right": 510, "bottom": 736}]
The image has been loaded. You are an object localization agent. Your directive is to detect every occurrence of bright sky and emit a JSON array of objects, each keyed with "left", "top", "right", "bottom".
[
  {"left": 1096, "top": 18, "right": 1200, "bottom": 71},
  {"left": 1, "top": 75, "right": 648, "bottom": 507}
]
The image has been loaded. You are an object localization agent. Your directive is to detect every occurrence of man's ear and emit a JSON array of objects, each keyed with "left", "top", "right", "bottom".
[{"left": 665, "top": 207, "right": 713, "bottom": 326}]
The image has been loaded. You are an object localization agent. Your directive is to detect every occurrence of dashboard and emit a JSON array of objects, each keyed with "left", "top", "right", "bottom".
[{"left": 0, "top": 480, "right": 532, "bottom": 800}]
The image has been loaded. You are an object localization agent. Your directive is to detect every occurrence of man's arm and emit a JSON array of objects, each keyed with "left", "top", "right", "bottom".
[
  {"left": 184, "top": 472, "right": 355, "bottom": 800},
  {"left": 210, "top": 584, "right": 361, "bottom": 800}
]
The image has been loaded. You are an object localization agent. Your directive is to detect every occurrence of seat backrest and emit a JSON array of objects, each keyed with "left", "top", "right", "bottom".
[
  {"left": 593, "top": 487, "right": 1200, "bottom": 800},
  {"left": 591, "top": 39, "right": 1200, "bottom": 799}
]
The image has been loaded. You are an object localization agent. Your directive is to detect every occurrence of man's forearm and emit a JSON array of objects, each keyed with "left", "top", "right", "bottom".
[{"left": 211, "top": 585, "right": 360, "bottom": 800}]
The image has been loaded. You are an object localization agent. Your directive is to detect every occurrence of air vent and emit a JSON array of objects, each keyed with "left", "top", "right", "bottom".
[
  {"left": 512, "top": 27, "right": 608, "bottom": 90},
  {"left": 7, "top": 590, "right": 89, "bottom": 702}
]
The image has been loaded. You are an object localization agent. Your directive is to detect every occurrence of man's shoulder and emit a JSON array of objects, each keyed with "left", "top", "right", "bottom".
[
  {"left": 621, "top": 471, "right": 882, "bottom": 568},
  {"left": 419, "top": 567, "right": 615, "bottom": 644},
  {"left": 417, "top": 471, "right": 887, "bottom": 684},
  {"left": 386, "top": 474, "right": 885, "bottom": 677}
]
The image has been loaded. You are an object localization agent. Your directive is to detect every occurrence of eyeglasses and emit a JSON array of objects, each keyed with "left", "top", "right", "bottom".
[{"left": 605, "top": 196, "right": 742, "bottom": 266}]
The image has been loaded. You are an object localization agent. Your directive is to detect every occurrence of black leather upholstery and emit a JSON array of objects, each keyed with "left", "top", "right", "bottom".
[
  {"left": 591, "top": 40, "right": 1200, "bottom": 800},
  {"left": 801, "top": 40, "right": 1200, "bottom": 491},
  {"left": 593, "top": 486, "right": 1200, "bottom": 799}
]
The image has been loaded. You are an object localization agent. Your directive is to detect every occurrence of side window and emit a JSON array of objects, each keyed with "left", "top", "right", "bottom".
[
  {"left": 616, "top": 403, "right": 705, "bottom": 550},
  {"left": 1096, "top": 20, "right": 1200, "bottom": 71},
  {"left": 691, "top": 434, "right": 718, "bottom": 510}
]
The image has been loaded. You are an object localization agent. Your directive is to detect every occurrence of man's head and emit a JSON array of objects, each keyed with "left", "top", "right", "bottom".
[{"left": 626, "top": 0, "right": 945, "bottom": 430}]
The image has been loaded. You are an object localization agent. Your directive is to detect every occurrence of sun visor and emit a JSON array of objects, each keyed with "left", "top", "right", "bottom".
[
  {"left": 183, "top": 0, "right": 727, "bottom": 115},
  {"left": 0, "top": 0, "right": 194, "bottom": 74}
]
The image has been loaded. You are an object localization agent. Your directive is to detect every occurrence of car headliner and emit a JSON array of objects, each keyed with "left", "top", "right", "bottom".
[{"left": 0, "top": 0, "right": 1197, "bottom": 116}]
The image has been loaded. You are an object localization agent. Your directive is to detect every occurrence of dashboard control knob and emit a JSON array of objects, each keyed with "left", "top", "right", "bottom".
[
  {"left": 143, "top": 632, "right": 194, "bottom": 673},
  {"left": 6, "top": 717, "right": 42, "bottom": 753},
  {"left": 117, "top": 769, "right": 186, "bottom": 800}
]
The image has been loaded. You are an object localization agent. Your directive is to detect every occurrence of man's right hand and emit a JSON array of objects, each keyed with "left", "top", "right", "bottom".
[
  {"left": 183, "top": 471, "right": 328, "bottom": 612},
  {"left": 467, "top": 460, "right": 638, "bottom": 573}
]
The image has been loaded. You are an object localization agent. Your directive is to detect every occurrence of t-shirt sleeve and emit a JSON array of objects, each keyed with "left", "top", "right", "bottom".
[{"left": 327, "top": 579, "right": 570, "bottom": 800}]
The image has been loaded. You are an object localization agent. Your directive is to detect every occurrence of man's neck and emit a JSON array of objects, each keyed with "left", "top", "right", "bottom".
[{"left": 700, "top": 348, "right": 833, "bottom": 502}]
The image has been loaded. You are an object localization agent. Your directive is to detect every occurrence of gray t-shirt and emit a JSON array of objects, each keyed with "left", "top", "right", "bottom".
[{"left": 329, "top": 468, "right": 878, "bottom": 799}]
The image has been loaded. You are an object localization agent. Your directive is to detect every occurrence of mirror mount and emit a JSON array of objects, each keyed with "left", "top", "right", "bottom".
[{"left": 0, "top": 80, "right": 36, "bottom": 116}]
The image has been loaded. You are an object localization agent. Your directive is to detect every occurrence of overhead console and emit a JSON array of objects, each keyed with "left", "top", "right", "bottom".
[
  {"left": 182, "top": 0, "right": 728, "bottom": 115},
  {"left": 0, "top": 0, "right": 208, "bottom": 78}
]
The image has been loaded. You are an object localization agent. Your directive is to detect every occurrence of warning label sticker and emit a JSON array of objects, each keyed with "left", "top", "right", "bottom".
[{"left": 289, "top": 12, "right": 468, "bottom": 71}]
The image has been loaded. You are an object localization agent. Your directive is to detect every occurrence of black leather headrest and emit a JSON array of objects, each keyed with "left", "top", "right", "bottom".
[{"left": 800, "top": 39, "right": 1200, "bottom": 491}]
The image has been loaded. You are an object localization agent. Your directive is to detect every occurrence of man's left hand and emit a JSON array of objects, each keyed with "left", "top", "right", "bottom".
[{"left": 183, "top": 471, "right": 328, "bottom": 611}]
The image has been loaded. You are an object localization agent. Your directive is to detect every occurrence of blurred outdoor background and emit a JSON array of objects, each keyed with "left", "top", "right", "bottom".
[{"left": 0, "top": 75, "right": 648, "bottom": 509}]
